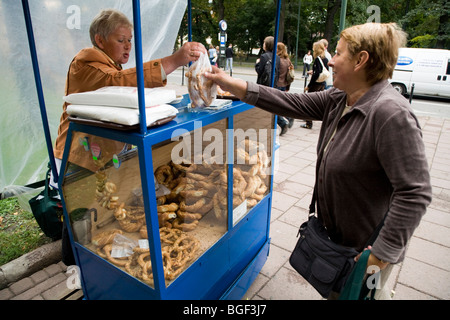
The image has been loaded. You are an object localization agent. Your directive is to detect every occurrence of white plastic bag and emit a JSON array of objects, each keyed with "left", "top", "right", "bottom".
[{"left": 186, "top": 53, "right": 217, "bottom": 108}]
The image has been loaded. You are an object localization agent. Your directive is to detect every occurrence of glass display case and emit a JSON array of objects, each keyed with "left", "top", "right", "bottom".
[{"left": 59, "top": 101, "right": 275, "bottom": 299}]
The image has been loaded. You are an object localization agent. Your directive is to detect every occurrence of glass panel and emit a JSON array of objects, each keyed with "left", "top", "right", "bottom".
[
  {"left": 232, "top": 108, "right": 274, "bottom": 226},
  {"left": 151, "top": 120, "right": 228, "bottom": 286},
  {"left": 61, "top": 131, "right": 154, "bottom": 287}
]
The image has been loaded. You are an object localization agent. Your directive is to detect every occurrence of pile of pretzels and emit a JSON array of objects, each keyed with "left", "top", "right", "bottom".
[{"left": 92, "top": 227, "right": 199, "bottom": 285}]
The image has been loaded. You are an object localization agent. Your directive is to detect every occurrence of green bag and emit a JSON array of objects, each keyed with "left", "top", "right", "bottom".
[
  {"left": 29, "top": 168, "right": 63, "bottom": 240},
  {"left": 339, "top": 249, "right": 376, "bottom": 300}
]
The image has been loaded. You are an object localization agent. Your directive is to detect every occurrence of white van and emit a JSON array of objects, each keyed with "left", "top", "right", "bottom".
[{"left": 389, "top": 48, "right": 450, "bottom": 98}]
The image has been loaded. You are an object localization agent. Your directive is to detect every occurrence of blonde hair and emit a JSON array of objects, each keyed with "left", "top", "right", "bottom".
[
  {"left": 312, "top": 41, "right": 326, "bottom": 59},
  {"left": 340, "top": 22, "right": 407, "bottom": 85},
  {"left": 277, "top": 42, "right": 289, "bottom": 59},
  {"left": 90, "top": 9, "right": 133, "bottom": 47}
]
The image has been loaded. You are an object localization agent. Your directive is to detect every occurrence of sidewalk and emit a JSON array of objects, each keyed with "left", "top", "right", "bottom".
[{"left": 1, "top": 76, "right": 449, "bottom": 300}]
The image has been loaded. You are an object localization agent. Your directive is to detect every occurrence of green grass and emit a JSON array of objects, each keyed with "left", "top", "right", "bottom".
[{"left": 0, "top": 197, "right": 52, "bottom": 265}]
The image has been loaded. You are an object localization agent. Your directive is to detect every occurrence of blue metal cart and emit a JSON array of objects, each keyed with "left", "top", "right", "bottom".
[{"left": 22, "top": 0, "right": 282, "bottom": 300}]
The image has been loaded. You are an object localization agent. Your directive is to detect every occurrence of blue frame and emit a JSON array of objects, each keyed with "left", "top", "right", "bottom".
[{"left": 22, "top": 0, "right": 282, "bottom": 300}]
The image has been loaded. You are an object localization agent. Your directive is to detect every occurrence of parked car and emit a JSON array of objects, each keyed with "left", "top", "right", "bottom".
[{"left": 389, "top": 48, "right": 450, "bottom": 98}]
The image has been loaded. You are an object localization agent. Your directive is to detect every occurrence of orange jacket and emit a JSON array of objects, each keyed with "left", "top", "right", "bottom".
[{"left": 54, "top": 47, "right": 166, "bottom": 171}]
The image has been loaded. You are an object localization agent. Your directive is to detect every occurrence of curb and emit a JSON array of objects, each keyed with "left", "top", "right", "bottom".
[{"left": 0, "top": 240, "right": 62, "bottom": 290}]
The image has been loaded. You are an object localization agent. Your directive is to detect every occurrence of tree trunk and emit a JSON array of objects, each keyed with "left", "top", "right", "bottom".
[{"left": 323, "top": 0, "right": 341, "bottom": 43}]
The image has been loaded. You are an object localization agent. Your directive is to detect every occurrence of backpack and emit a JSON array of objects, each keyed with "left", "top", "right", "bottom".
[{"left": 259, "top": 53, "right": 278, "bottom": 87}]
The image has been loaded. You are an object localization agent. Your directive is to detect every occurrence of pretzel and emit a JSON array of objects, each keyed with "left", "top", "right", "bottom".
[
  {"left": 233, "top": 168, "right": 247, "bottom": 195},
  {"left": 91, "top": 229, "right": 123, "bottom": 247},
  {"left": 114, "top": 203, "right": 146, "bottom": 232},
  {"left": 125, "top": 252, "right": 144, "bottom": 280},
  {"left": 157, "top": 202, "right": 179, "bottom": 213},
  {"left": 101, "top": 244, "right": 129, "bottom": 267},
  {"left": 160, "top": 227, "right": 183, "bottom": 245},
  {"left": 158, "top": 212, "right": 177, "bottom": 228},
  {"left": 118, "top": 217, "right": 145, "bottom": 233},
  {"left": 172, "top": 218, "right": 198, "bottom": 232},
  {"left": 155, "top": 165, "right": 174, "bottom": 186},
  {"left": 139, "top": 225, "right": 148, "bottom": 239},
  {"left": 177, "top": 210, "right": 202, "bottom": 222}
]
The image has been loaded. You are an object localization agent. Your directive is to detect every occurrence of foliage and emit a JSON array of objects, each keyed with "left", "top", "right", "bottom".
[
  {"left": 177, "top": 0, "right": 449, "bottom": 61},
  {"left": 0, "top": 197, "right": 52, "bottom": 265}
]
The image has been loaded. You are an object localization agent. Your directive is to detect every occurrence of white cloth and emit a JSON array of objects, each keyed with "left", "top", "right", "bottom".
[
  {"left": 64, "top": 86, "right": 176, "bottom": 109},
  {"left": 66, "top": 104, "right": 178, "bottom": 126}
]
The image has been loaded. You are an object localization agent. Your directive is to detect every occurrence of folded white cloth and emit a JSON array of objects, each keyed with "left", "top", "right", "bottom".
[
  {"left": 66, "top": 104, "right": 178, "bottom": 126},
  {"left": 64, "top": 86, "right": 177, "bottom": 109}
]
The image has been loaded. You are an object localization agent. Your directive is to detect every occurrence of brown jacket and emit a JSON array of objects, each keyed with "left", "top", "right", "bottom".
[
  {"left": 54, "top": 47, "right": 166, "bottom": 171},
  {"left": 243, "top": 80, "right": 432, "bottom": 263}
]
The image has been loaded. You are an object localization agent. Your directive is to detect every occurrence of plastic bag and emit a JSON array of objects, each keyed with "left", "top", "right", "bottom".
[
  {"left": 186, "top": 53, "right": 217, "bottom": 108},
  {"left": 111, "top": 233, "right": 138, "bottom": 258}
]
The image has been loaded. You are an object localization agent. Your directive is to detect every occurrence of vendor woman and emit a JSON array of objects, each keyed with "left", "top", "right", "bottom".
[{"left": 51, "top": 9, "right": 205, "bottom": 185}]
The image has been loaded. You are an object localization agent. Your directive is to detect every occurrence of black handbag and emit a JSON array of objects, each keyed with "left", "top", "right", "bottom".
[
  {"left": 289, "top": 214, "right": 358, "bottom": 298},
  {"left": 28, "top": 167, "right": 63, "bottom": 240}
]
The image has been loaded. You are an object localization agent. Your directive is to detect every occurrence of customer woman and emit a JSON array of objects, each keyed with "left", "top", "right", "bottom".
[
  {"left": 53, "top": 9, "right": 206, "bottom": 175},
  {"left": 302, "top": 40, "right": 329, "bottom": 129},
  {"left": 276, "top": 42, "right": 294, "bottom": 128},
  {"left": 205, "top": 23, "right": 432, "bottom": 299}
]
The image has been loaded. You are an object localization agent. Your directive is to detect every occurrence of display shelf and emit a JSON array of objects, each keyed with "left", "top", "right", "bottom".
[{"left": 59, "top": 98, "right": 275, "bottom": 299}]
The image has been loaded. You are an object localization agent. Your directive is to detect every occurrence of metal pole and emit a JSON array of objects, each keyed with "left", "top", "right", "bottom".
[
  {"left": 21, "top": 0, "right": 59, "bottom": 184},
  {"left": 132, "top": 0, "right": 147, "bottom": 135},
  {"left": 339, "top": 0, "right": 348, "bottom": 34},
  {"left": 270, "top": 0, "right": 282, "bottom": 88},
  {"left": 295, "top": 0, "right": 301, "bottom": 68}
]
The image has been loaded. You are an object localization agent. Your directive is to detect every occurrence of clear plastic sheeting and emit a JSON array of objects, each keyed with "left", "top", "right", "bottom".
[{"left": 0, "top": 0, "right": 187, "bottom": 197}]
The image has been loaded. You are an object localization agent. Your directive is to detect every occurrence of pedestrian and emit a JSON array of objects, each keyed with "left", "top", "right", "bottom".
[
  {"left": 276, "top": 42, "right": 294, "bottom": 128},
  {"left": 225, "top": 43, "right": 233, "bottom": 73},
  {"left": 209, "top": 44, "right": 217, "bottom": 65},
  {"left": 255, "top": 36, "right": 287, "bottom": 135},
  {"left": 302, "top": 50, "right": 312, "bottom": 77},
  {"left": 205, "top": 22, "right": 432, "bottom": 300},
  {"left": 303, "top": 40, "right": 329, "bottom": 129},
  {"left": 320, "top": 39, "right": 333, "bottom": 89}
]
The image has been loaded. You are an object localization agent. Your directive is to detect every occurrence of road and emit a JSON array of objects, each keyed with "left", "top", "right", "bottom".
[{"left": 167, "top": 66, "right": 450, "bottom": 119}]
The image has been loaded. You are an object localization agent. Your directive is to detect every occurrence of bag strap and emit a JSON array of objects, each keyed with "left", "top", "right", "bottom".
[{"left": 338, "top": 249, "right": 372, "bottom": 300}]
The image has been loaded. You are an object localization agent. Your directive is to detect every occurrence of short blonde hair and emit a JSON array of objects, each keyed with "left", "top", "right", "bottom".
[
  {"left": 90, "top": 9, "right": 133, "bottom": 47},
  {"left": 340, "top": 23, "right": 407, "bottom": 85},
  {"left": 312, "top": 41, "right": 325, "bottom": 59}
]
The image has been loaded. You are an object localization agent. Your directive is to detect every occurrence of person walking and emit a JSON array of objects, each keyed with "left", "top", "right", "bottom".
[
  {"left": 277, "top": 42, "right": 294, "bottom": 128},
  {"left": 205, "top": 22, "right": 432, "bottom": 300},
  {"left": 302, "top": 41, "right": 329, "bottom": 129},
  {"left": 225, "top": 43, "right": 233, "bottom": 74},
  {"left": 302, "top": 50, "right": 312, "bottom": 77},
  {"left": 208, "top": 44, "right": 217, "bottom": 65},
  {"left": 255, "top": 36, "right": 287, "bottom": 135},
  {"left": 321, "top": 39, "right": 333, "bottom": 89}
]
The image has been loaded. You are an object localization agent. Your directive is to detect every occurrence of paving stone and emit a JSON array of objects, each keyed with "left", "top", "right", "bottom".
[
  {"left": 0, "top": 287, "right": 14, "bottom": 300},
  {"left": 30, "top": 270, "right": 49, "bottom": 285},
  {"left": 44, "top": 263, "right": 64, "bottom": 277},
  {"left": 397, "top": 257, "right": 450, "bottom": 300},
  {"left": 9, "top": 277, "right": 34, "bottom": 295},
  {"left": 258, "top": 266, "right": 322, "bottom": 300}
]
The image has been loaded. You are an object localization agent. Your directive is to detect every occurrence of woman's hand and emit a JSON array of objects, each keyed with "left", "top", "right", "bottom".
[
  {"left": 204, "top": 66, "right": 248, "bottom": 100},
  {"left": 162, "top": 41, "right": 206, "bottom": 75},
  {"left": 354, "top": 245, "right": 389, "bottom": 273}
]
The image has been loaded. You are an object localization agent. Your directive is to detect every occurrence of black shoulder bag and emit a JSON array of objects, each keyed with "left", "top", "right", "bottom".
[{"left": 289, "top": 191, "right": 385, "bottom": 298}]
